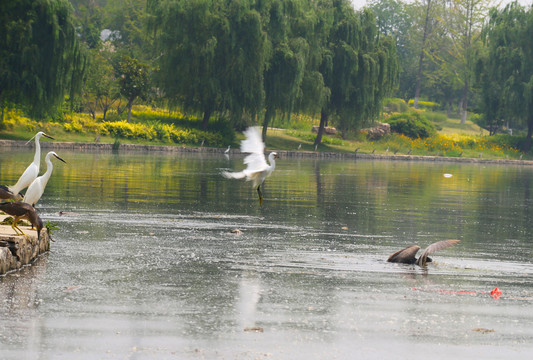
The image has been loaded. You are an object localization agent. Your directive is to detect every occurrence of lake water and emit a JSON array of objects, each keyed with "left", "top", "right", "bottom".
[{"left": 1, "top": 149, "right": 533, "bottom": 359}]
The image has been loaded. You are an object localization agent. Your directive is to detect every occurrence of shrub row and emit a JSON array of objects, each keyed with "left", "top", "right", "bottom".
[{"left": 61, "top": 113, "right": 225, "bottom": 146}]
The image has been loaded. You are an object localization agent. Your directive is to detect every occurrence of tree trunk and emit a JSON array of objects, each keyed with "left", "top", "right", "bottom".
[
  {"left": 126, "top": 98, "right": 134, "bottom": 122},
  {"left": 0, "top": 93, "right": 5, "bottom": 131},
  {"left": 413, "top": 51, "right": 424, "bottom": 109},
  {"left": 314, "top": 110, "right": 328, "bottom": 147},
  {"left": 524, "top": 115, "right": 533, "bottom": 152},
  {"left": 201, "top": 108, "right": 212, "bottom": 130},
  {"left": 413, "top": 0, "right": 433, "bottom": 109},
  {"left": 461, "top": 79, "right": 468, "bottom": 124},
  {"left": 262, "top": 106, "right": 274, "bottom": 142}
]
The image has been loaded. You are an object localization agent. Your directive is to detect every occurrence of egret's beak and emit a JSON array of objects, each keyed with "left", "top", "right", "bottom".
[
  {"left": 54, "top": 154, "right": 67, "bottom": 163},
  {"left": 274, "top": 154, "right": 279, "bottom": 159},
  {"left": 43, "top": 133, "right": 55, "bottom": 140}
]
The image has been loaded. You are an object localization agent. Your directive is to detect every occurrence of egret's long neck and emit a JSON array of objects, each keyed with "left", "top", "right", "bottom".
[
  {"left": 41, "top": 156, "right": 54, "bottom": 184},
  {"left": 33, "top": 136, "right": 42, "bottom": 166}
]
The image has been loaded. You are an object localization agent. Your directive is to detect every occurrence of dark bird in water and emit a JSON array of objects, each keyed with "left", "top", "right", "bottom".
[
  {"left": 0, "top": 202, "right": 44, "bottom": 240},
  {"left": 0, "top": 185, "right": 22, "bottom": 201},
  {"left": 387, "top": 240, "right": 460, "bottom": 266}
]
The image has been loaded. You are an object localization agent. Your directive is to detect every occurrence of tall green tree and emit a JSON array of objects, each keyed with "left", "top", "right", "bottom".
[
  {"left": 368, "top": 0, "right": 415, "bottom": 101},
  {"left": 447, "top": 0, "right": 493, "bottom": 123},
  {"left": 314, "top": 1, "right": 398, "bottom": 146},
  {"left": 103, "top": 0, "right": 149, "bottom": 58},
  {"left": 478, "top": 2, "right": 533, "bottom": 150},
  {"left": 0, "top": 0, "right": 86, "bottom": 120},
  {"left": 83, "top": 49, "right": 120, "bottom": 120},
  {"left": 147, "top": 0, "right": 267, "bottom": 130},
  {"left": 411, "top": 0, "right": 444, "bottom": 109},
  {"left": 117, "top": 55, "right": 150, "bottom": 122},
  {"left": 261, "top": 0, "right": 309, "bottom": 140}
]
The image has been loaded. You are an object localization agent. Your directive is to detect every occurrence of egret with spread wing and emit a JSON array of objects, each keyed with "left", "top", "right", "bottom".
[
  {"left": 9, "top": 132, "right": 54, "bottom": 195},
  {"left": 222, "top": 127, "right": 278, "bottom": 206},
  {"left": 23, "top": 151, "right": 66, "bottom": 207},
  {"left": 387, "top": 240, "right": 460, "bottom": 266}
]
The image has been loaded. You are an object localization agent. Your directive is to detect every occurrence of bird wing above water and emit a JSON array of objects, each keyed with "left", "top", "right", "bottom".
[
  {"left": 241, "top": 127, "right": 268, "bottom": 170},
  {"left": 222, "top": 127, "right": 269, "bottom": 186},
  {"left": 387, "top": 245, "right": 421, "bottom": 264},
  {"left": 416, "top": 239, "right": 460, "bottom": 266}
]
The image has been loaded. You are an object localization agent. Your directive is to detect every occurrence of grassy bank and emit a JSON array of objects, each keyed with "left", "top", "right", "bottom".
[{"left": 0, "top": 106, "right": 529, "bottom": 160}]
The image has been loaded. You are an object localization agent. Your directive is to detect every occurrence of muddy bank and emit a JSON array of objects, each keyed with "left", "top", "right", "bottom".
[{"left": 0, "top": 139, "right": 532, "bottom": 166}]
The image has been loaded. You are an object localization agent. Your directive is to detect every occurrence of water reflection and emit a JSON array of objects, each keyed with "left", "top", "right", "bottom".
[{"left": 1, "top": 150, "right": 533, "bottom": 358}]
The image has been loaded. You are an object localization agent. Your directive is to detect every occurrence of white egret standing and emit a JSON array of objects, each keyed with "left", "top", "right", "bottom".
[
  {"left": 23, "top": 151, "right": 66, "bottom": 206},
  {"left": 224, "top": 145, "right": 231, "bottom": 159},
  {"left": 9, "top": 132, "right": 54, "bottom": 195},
  {"left": 222, "top": 127, "right": 278, "bottom": 206}
]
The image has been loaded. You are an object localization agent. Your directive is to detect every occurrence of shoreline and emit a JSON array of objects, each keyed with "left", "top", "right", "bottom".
[{"left": 0, "top": 139, "right": 532, "bottom": 166}]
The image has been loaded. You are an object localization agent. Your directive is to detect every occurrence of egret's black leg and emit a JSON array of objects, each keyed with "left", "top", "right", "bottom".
[{"left": 257, "top": 185, "right": 263, "bottom": 206}]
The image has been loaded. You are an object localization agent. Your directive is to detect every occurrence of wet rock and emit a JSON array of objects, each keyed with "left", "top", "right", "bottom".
[
  {"left": 0, "top": 225, "right": 50, "bottom": 275},
  {"left": 312, "top": 126, "right": 337, "bottom": 135},
  {"left": 365, "top": 123, "right": 391, "bottom": 139}
]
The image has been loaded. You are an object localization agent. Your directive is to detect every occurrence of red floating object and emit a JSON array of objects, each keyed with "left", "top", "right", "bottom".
[{"left": 490, "top": 288, "right": 502, "bottom": 299}]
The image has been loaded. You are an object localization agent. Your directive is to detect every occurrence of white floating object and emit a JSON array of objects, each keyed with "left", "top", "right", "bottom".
[{"left": 443, "top": 173, "right": 453, "bottom": 178}]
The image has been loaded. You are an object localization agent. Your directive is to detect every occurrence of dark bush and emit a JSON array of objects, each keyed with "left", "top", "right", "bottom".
[{"left": 387, "top": 112, "right": 437, "bottom": 139}]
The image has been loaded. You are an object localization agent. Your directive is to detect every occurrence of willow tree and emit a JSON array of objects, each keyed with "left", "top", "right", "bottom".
[
  {"left": 447, "top": 0, "right": 493, "bottom": 123},
  {"left": 0, "top": 0, "right": 86, "bottom": 121},
  {"left": 260, "top": 0, "right": 309, "bottom": 140},
  {"left": 478, "top": 2, "right": 533, "bottom": 150},
  {"left": 410, "top": 0, "right": 445, "bottom": 109},
  {"left": 314, "top": 1, "right": 398, "bottom": 146},
  {"left": 147, "top": 0, "right": 267, "bottom": 130}
]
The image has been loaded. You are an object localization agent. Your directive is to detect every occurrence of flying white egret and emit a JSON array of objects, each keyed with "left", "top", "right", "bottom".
[
  {"left": 222, "top": 127, "right": 278, "bottom": 206},
  {"left": 9, "top": 132, "right": 54, "bottom": 195},
  {"left": 387, "top": 240, "right": 460, "bottom": 267},
  {"left": 23, "top": 151, "right": 66, "bottom": 207}
]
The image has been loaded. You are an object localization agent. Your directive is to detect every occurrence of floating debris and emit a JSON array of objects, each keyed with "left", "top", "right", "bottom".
[
  {"left": 490, "top": 287, "right": 502, "bottom": 299},
  {"left": 244, "top": 327, "right": 264, "bottom": 333},
  {"left": 472, "top": 328, "right": 495, "bottom": 334}
]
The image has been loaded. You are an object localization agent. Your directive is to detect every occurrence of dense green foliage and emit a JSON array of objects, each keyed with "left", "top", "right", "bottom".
[
  {"left": 4, "top": 0, "right": 533, "bottom": 155},
  {"left": 0, "top": 0, "right": 85, "bottom": 120},
  {"left": 387, "top": 111, "right": 437, "bottom": 138},
  {"left": 477, "top": 2, "right": 533, "bottom": 149},
  {"left": 146, "top": 0, "right": 398, "bottom": 142}
]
